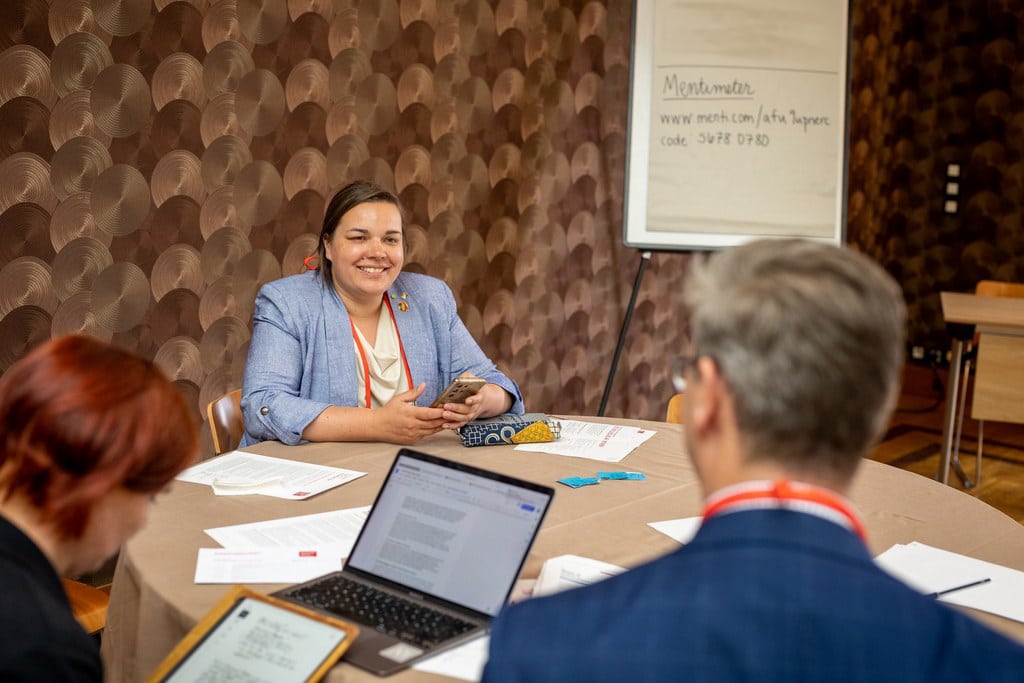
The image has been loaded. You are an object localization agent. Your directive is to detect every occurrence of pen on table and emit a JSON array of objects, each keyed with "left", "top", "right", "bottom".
[{"left": 928, "top": 577, "right": 991, "bottom": 599}]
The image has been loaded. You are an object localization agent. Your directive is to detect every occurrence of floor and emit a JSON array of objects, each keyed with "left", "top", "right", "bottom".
[{"left": 869, "top": 363, "right": 1024, "bottom": 524}]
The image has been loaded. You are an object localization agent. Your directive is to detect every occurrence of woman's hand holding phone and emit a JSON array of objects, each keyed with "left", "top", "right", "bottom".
[
  {"left": 433, "top": 375, "right": 508, "bottom": 430},
  {"left": 430, "top": 377, "right": 487, "bottom": 408}
]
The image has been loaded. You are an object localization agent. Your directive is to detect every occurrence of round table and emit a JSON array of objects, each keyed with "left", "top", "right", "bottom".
[{"left": 101, "top": 418, "right": 1024, "bottom": 682}]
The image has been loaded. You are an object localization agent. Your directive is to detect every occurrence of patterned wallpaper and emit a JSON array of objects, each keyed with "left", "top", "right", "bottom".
[
  {"left": 0, "top": 0, "right": 686, "bottom": 456},
  {"left": 1, "top": 1, "right": 1020, "bottom": 454},
  {"left": 848, "top": 0, "right": 1024, "bottom": 349}
]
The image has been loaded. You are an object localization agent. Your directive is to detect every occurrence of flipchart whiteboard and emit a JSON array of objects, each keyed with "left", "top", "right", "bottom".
[{"left": 624, "top": 0, "right": 851, "bottom": 250}]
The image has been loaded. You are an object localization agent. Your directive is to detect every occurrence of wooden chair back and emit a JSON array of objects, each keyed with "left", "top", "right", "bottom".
[
  {"left": 62, "top": 579, "right": 109, "bottom": 635},
  {"left": 206, "top": 389, "right": 243, "bottom": 455},
  {"left": 970, "top": 279, "right": 1024, "bottom": 422},
  {"left": 666, "top": 393, "right": 684, "bottom": 424},
  {"left": 975, "top": 280, "right": 1024, "bottom": 299},
  {"left": 970, "top": 280, "right": 1024, "bottom": 346}
]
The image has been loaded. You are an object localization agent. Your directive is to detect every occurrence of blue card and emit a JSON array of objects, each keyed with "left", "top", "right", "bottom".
[
  {"left": 598, "top": 471, "right": 646, "bottom": 481},
  {"left": 557, "top": 476, "right": 600, "bottom": 488}
]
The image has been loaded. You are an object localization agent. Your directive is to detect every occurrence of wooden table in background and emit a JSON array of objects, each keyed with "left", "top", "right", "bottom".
[{"left": 937, "top": 292, "right": 1024, "bottom": 486}]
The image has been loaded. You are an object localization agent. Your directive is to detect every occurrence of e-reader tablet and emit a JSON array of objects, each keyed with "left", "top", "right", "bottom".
[{"left": 146, "top": 585, "right": 359, "bottom": 683}]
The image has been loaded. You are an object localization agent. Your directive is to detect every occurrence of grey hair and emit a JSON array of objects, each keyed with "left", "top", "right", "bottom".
[{"left": 683, "top": 238, "right": 906, "bottom": 482}]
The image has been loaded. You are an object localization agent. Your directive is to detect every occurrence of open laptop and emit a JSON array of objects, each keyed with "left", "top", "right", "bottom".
[{"left": 275, "top": 448, "right": 555, "bottom": 676}]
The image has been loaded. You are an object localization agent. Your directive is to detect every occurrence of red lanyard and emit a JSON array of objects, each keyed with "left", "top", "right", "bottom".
[
  {"left": 349, "top": 296, "right": 414, "bottom": 408},
  {"left": 702, "top": 479, "right": 867, "bottom": 543}
]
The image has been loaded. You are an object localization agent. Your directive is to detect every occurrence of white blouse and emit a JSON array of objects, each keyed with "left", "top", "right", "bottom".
[{"left": 352, "top": 310, "right": 408, "bottom": 408}]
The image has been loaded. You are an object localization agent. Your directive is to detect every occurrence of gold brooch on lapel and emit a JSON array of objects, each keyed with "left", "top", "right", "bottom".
[{"left": 391, "top": 292, "right": 409, "bottom": 312}]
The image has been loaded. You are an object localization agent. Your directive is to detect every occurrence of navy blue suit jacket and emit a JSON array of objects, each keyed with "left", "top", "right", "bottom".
[{"left": 483, "top": 509, "right": 1024, "bottom": 683}]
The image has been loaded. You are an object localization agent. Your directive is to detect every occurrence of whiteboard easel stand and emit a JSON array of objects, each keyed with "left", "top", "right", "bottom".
[{"left": 598, "top": 250, "right": 653, "bottom": 417}]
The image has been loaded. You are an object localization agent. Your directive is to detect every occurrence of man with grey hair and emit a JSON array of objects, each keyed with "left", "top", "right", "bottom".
[{"left": 483, "top": 239, "right": 1024, "bottom": 682}]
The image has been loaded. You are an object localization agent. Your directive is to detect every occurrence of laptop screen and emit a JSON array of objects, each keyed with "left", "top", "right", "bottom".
[{"left": 345, "top": 450, "right": 553, "bottom": 617}]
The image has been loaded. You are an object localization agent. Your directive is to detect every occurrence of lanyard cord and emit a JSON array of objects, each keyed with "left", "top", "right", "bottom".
[
  {"left": 383, "top": 296, "right": 414, "bottom": 392},
  {"left": 702, "top": 479, "right": 867, "bottom": 543},
  {"left": 350, "top": 296, "right": 414, "bottom": 409}
]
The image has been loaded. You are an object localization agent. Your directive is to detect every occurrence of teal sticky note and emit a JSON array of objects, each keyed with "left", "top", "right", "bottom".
[
  {"left": 557, "top": 476, "right": 600, "bottom": 488},
  {"left": 598, "top": 471, "right": 629, "bottom": 480},
  {"left": 624, "top": 472, "right": 647, "bottom": 480}
]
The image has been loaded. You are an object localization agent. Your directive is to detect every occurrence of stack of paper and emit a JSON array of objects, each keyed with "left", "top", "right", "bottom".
[
  {"left": 194, "top": 548, "right": 343, "bottom": 584},
  {"left": 177, "top": 450, "right": 366, "bottom": 499},
  {"left": 204, "top": 506, "right": 370, "bottom": 552},
  {"left": 648, "top": 516, "right": 703, "bottom": 544},
  {"left": 533, "top": 554, "right": 626, "bottom": 597},
  {"left": 412, "top": 636, "right": 489, "bottom": 682},
  {"left": 195, "top": 506, "right": 370, "bottom": 584},
  {"left": 875, "top": 541, "right": 1024, "bottom": 623},
  {"left": 515, "top": 420, "right": 656, "bottom": 463}
]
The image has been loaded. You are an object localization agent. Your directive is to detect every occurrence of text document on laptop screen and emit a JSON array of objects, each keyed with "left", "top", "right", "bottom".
[{"left": 346, "top": 453, "right": 551, "bottom": 616}]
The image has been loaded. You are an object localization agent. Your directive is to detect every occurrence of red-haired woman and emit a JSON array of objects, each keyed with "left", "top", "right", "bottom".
[{"left": 0, "top": 335, "right": 199, "bottom": 681}]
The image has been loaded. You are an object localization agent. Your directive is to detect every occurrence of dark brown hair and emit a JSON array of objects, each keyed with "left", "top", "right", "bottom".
[
  {"left": 0, "top": 335, "right": 199, "bottom": 539},
  {"left": 315, "top": 180, "right": 407, "bottom": 285}
]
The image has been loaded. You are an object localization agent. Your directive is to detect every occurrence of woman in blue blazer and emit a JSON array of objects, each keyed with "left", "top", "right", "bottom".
[{"left": 241, "top": 181, "right": 523, "bottom": 447}]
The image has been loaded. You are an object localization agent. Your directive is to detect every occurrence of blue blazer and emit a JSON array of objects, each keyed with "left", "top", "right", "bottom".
[
  {"left": 241, "top": 271, "right": 523, "bottom": 446},
  {"left": 483, "top": 509, "right": 1024, "bottom": 683}
]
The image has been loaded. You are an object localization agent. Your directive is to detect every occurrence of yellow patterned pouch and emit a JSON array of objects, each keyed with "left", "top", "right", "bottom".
[{"left": 457, "top": 413, "right": 561, "bottom": 447}]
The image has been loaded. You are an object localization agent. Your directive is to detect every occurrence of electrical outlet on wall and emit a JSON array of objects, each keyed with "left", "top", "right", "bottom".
[
  {"left": 906, "top": 344, "right": 949, "bottom": 368},
  {"left": 944, "top": 163, "right": 961, "bottom": 215}
]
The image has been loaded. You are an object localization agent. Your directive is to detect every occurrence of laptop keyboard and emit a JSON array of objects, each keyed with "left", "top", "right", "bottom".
[{"left": 286, "top": 576, "right": 477, "bottom": 648}]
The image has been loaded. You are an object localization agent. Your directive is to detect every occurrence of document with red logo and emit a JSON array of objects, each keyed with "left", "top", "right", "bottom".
[
  {"left": 514, "top": 420, "right": 655, "bottom": 463},
  {"left": 194, "top": 548, "right": 343, "bottom": 584}
]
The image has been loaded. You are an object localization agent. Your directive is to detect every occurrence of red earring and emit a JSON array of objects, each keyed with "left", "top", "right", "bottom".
[{"left": 303, "top": 255, "right": 319, "bottom": 270}]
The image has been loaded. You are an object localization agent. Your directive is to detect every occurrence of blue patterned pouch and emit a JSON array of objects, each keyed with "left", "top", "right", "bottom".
[{"left": 457, "top": 413, "right": 561, "bottom": 447}]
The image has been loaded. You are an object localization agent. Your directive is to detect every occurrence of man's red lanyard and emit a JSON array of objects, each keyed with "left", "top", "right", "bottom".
[
  {"left": 349, "top": 296, "right": 414, "bottom": 408},
  {"left": 702, "top": 479, "right": 867, "bottom": 543}
]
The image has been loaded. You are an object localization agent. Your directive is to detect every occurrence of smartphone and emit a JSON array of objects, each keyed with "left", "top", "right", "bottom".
[{"left": 431, "top": 377, "right": 487, "bottom": 408}]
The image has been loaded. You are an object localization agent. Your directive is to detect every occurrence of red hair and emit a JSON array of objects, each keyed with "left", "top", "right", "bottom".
[{"left": 0, "top": 335, "right": 199, "bottom": 539}]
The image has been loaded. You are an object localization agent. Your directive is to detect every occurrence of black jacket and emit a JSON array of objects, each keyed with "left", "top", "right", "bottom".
[{"left": 0, "top": 515, "right": 102, "bottom": 682}]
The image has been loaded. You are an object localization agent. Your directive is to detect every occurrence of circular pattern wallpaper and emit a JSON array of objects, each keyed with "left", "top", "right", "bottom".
[{"left": 1, "top": 0, "right": 693, "bottom": 456}]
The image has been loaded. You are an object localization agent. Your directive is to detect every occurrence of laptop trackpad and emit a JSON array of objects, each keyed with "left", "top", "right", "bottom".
[
  {"left": 378, "top": 642, "right": 424, "bottom": 663},
  {"left": 347, "top": 630, "right": 423, "bottom": 659},
  {"left": 344, "top": 630, "right": 426, "bottom": 675}
]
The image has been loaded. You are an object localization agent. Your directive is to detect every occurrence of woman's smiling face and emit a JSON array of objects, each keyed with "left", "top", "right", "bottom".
[{"left": 323, "top": 201, "right": 404, "bottom": 304}]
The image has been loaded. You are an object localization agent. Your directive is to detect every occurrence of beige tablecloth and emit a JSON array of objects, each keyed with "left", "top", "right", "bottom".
[{"left": 101, "top": 418, "right": 1024, "bottom": 682}]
